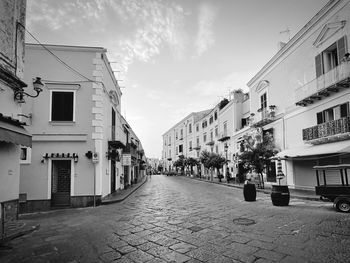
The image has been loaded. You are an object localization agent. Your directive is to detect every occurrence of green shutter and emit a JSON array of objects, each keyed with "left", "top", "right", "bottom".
[
  {"left": 315, "top": 54, "right": 323, "bottom": 77},
  {"left": 340, "top": 103, "right": 349, "bottom": 118},
  {"left": 337, "top": 36, "right": 347, "bottom": 61}
]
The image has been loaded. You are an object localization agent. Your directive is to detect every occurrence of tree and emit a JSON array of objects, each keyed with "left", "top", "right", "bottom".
[
  {"left": 173, "top": 155, "right": 186, "bottom": 174},
  {"left": 186, "top": 157, "right": 199, "bottom": 175},
  {"left": 238, "top": 130, "right": 277, "bottom": 189},
  {"left": 200, "top": 150, "right": 226, "bottom": 182}
]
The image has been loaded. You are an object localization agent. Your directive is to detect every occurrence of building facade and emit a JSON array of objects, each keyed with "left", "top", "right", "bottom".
[
  {"left": 248, "top": 0, "right": 350, "bottom": 189},
  {"left": 0, "top": 0, "right": 30, "bottom": 222},
  {"left": 20, "top": 44, "right": 124, "bottom": 212}
]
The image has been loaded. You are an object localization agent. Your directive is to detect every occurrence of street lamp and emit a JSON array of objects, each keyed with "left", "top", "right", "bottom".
[
  {"left": 224, "top": 143, "right": 229, "bottom": 179},
  {"left": 14, "top": 77, "right": 44, "bottom": 103}
]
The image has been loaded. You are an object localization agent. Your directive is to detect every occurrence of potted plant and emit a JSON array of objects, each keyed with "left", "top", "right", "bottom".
[
  {"left": 270, "top": 158, "right": 290, "bottom": 206},
  {"left": 238, "top": 129, "right": 277, "bottom": 201}
]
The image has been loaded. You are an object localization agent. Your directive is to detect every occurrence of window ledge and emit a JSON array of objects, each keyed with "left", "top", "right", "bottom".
[{"left": 49, "top": 121, "right": 76, "bottom": 126}]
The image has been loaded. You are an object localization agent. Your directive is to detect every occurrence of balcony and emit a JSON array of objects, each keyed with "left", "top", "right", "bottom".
[
  {"left": 123, "top": 143, "right": 138, "bottom": 156},
  {"left": 295, "top": 60, "right": 350, "bottom": 106},
  {"left": 206, "top": 140, "right": 215, "bottom": 146},
  {"left": 218, "top": 133, "right": 230, "bottom": 142},
  {"left": 251, "top": 107, "right": 276, "bottom": 127},
  {"left": 302, "top": 117, "right": 350, "bottom": 144}
]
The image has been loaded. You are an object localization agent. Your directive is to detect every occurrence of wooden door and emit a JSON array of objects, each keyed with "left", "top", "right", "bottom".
[
  {"left": 51, "top": 160, "right": 71, "bottom": 206},
  {"left": 111, "top": 161, "right": 116, "bottom": 193}
]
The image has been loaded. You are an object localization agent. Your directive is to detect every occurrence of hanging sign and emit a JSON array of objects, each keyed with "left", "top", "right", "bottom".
[{"left": 122, "top": 154, "right": 131, "bottom": 166}]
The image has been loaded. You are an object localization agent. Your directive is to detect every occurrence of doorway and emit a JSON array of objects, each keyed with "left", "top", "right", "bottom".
[
  {"left": 111, "top": 161, "right": 116, "bottom": 193},
  {"left": 51, "top": 160, "right": 71, "bottom": 207}
]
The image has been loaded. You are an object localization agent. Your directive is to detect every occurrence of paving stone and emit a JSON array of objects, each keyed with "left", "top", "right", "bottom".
[
  {"left": 169, "top": 242, "right": 197, "bottom": 253},
  {"left": 136, "top": 241, "right": 159, "bottom": 252},
  {"left": 153, "top": 236, "right": 179, "bottom": 247},
  {"left": 185, "top": 248, "right": 220, "bottom": 262},
  {"left": 247, "top": 240, "right": 277, "bottom": 250},
  {"left": 125, "top": 249, "right": 154, "bottom": 263},
  {"left": 99, "top": 251, "right": 122, "bottom": 262},
  {"left": 254, "top": 249, "right": 286, "bottom": 262},
  {"left": 115, "top": 245, "right": 137, "bottom": 255}
]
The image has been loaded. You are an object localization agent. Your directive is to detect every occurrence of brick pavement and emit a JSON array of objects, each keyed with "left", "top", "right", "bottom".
[{"left": 1, "top": 174, "right": 350, "bottom": 263}]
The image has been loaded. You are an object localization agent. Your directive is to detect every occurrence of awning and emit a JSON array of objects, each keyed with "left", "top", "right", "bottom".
[
  {"left": 0, "top": 120, "right": 32, "bottom": 147},
  {"left": 275, "top": 140, "right": 350, "bottom": 160}
]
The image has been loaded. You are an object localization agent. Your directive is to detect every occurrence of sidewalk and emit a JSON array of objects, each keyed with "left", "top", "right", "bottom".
[
  {"left": 101, "top": 176, "right": 148, "bottom": 205},
  {"left": 0, "top": 220, "right": 39, "bottom": 248},
  {"left": 188, "top": 176, "right": 320, "bottom": 201}
]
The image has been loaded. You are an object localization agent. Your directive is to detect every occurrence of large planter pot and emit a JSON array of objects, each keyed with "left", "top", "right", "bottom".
[
  {"left": 271, "top": 185, "right": 290, "bottom": 206},
  {"left": 243, "top": 183, "right": 256, "bottom": 202}
]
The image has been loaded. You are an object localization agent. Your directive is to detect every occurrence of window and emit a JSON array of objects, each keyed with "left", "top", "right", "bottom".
[
  {"left": 169, "top": 149, "right": 171, "bottom": 157},
  {"left": 315, "top": 36, "right": 347, "bottom": 77},
  {"left": 50, "top": 91, "right": 75, "bottom": 121},
  {"left": 180, "top": 129, "right": 183, "bottom": 138},
  {"left": 209, "top": 116, "right": 213, "bottom": 124},
  {"left": 112, "top": 108, "right": 116, "bottom": 140},
  {"left": 215, "top": 126, "right": 218, "bottom": 137},
  {"left": 215, "top": 145, "right": 218, "bottom": 154},
  {"left": 176, "top": 146, "right": 178, "bottom": 155},
  {"left": 164, "top": 139, "right": 167, "bottom": 146},
  {"left": 260, "top": 93, "right": 267, "bottom": 110},
  {"left": 317, "top": 102, "right": 349, "bottom": 124},
  {"left": 189, "top": 141, "right": 192, "bottom": 150},
  {"left": 241, "top": 117, "right": 249, "bottom": 128},
  {"left": 179, "top": 144, "right": 183, "bottom": 153},
  {"left": 169, "top": 137, "right": 171, "bottom": 145},
  {"left": 189, "top": 123, "right": 192, "bottom": 133},
  {"left": 223, "top": 122, "right": 227, "bottom": 136},
  {"left": 196, "top": 136, "right": 200, "bottom": 146},
  {"left": 210, "top": 130, "right": 213, "bottom": 141},
  {"left": 203, "top": 133, "right": 207, "bottom": 142},
  {"left": 20, "top": 147, "right": 31, "bottom": 164},
  {"left": 176, "top": 132, "right": 178, "bottom": 140},
  {"left": 214, "top": 111, "right": 217, "bottom": 120},
  {"left": 196, "top": 124, "right": 199, "bottom": 132},
  {"left": 202, "top": 120, "right": 207, "bottom": 128}
]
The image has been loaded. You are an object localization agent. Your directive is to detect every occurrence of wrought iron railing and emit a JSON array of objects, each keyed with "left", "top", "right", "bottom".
[{"left": 302, "top": 117, "right": 350, "bottom": 141}]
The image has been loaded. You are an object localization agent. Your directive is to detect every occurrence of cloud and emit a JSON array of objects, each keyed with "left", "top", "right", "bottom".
[
  {"left": 27, "top": 0, "right": 189, "bottom": 79},
  {"left": 194, "top": 3, "right": 217, "bottom": 57}
]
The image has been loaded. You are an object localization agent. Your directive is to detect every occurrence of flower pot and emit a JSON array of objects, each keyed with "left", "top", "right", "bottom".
[
  {"left": 271, "top": 185, "right": 290, "bottom": 206},
  {"left": 243, "top": 183, "right": 256, "bottom": 202}
]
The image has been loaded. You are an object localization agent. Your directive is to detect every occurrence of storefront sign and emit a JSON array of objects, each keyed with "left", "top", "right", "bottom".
[{"left": 122, "top": 154, "right": 131, "bottom": 166}]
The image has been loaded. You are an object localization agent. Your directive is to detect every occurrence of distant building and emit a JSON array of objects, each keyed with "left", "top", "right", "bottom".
[{"left": 0, "top": 0, "right": 29, "bottom": 222}]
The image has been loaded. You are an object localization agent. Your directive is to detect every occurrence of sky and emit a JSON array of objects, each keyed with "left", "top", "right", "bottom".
[{"left": 26, "top": 0, "right": 328, "bottom": 159}]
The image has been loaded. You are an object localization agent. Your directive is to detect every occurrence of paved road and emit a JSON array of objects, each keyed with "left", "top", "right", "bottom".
[{"left": 1, "top": 175, "right": 350, "bottom": 263}]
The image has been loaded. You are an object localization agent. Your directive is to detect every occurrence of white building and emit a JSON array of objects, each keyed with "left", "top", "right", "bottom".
[
  {"left": 248, "top": 0, "right": 350, "bottom": 189},
  {"left": 20, "top": 44, "right": 125, "bottom": 212}
]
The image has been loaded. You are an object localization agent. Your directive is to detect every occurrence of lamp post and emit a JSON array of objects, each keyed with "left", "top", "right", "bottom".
[{"left": 224, "top": 143, "right": 229, "bottom": 179}]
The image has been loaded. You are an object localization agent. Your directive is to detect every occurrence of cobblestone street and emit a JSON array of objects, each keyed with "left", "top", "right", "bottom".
[{"left": 1, "top": 175, "right": 350, "bottom": 263}]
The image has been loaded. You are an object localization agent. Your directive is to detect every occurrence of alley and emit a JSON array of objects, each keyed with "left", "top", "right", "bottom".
[{"left": 1, "top": 175, "right": 350, "bottom": 263}]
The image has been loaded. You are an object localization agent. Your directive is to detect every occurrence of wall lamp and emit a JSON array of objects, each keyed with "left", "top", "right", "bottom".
[{"left": 14, "top": 77, "right": 44, "bottom": 103}]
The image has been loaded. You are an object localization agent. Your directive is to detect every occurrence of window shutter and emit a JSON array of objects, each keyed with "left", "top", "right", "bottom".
[
  {"left": 337, "top": 36, "right": 347, "bottom": 61},
  {"left": 340, "top": 103, "right": 349, "bottom": 118},
  {"left": 317, "top": 112, "right": 323, "bottom": 124},
  {"left": 315, "top": 54, "right": 323, "bottom": 78}
]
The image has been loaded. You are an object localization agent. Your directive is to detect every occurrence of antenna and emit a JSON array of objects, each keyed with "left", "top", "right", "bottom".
[{"left": 280, "top": 26, "right": 291, "bottom": 41}]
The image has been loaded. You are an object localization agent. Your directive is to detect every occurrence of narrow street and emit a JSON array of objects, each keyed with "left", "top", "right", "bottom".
[{"left": 1, "top": 175, "right": 350, "bottom": 263}]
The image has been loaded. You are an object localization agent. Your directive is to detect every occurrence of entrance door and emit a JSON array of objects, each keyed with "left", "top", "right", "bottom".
[
  {"left": 111, "top": 161, "right": 116, "bottom": 193},
  {"left": 124, "top": 166, "right": 129, "bottom": 187},
  {"left": 51, "top": 160, "right": 71, "bottom": 207}
]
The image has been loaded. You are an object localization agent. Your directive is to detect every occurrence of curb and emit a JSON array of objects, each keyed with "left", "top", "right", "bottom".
[
  {"left": 187, "top": 177, "right": 321, "bottom": 202},
  {"left": 0, "top": 224, "right": 40, "bottom": 246},
  {"left": 101, "top": 177, "right": 148, "bottom": 205}
]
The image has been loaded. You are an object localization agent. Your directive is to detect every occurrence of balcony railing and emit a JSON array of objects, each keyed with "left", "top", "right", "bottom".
[
  {"left": 251, "top": 107, "right": 275, "bottom": 127},
  {"left": 302, "top": 117, "right": 350, "bottom": 144},
  {"left": 218, "top": 132, "right": 230, "bottom": 142},
  {"left": 295, "top": 60, "right": 350, "bottom": 106}
]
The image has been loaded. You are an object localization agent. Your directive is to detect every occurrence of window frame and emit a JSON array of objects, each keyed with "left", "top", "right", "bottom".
[
  {"left": 49, "top": 89, "right": 76, "bottom": 122},
  {"left": 20, "top": 147, "right": 31, "bottom": 164}
]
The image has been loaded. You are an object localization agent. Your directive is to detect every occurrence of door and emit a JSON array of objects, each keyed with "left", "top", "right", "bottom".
[
  {"left": 51, "top": 160, "right": 71, "bottom": 206},
  {"left": 124, "top": 166, "right": 129, "bottom": 187},
  {"left": 111, "top": 161, "right": 116, "bottom": 193}
]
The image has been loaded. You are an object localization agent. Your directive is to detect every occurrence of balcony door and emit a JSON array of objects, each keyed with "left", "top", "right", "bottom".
[{"left": 51, "top": 160, "right": 71, "bottom": 207}]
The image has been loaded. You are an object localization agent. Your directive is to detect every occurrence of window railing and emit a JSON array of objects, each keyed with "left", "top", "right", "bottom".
[
  {"left": 302, "top": 117, "right": 350, "bottom": 142},
  {"left": 295, "top": 60, "right": 350, "bottom": 103}
]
